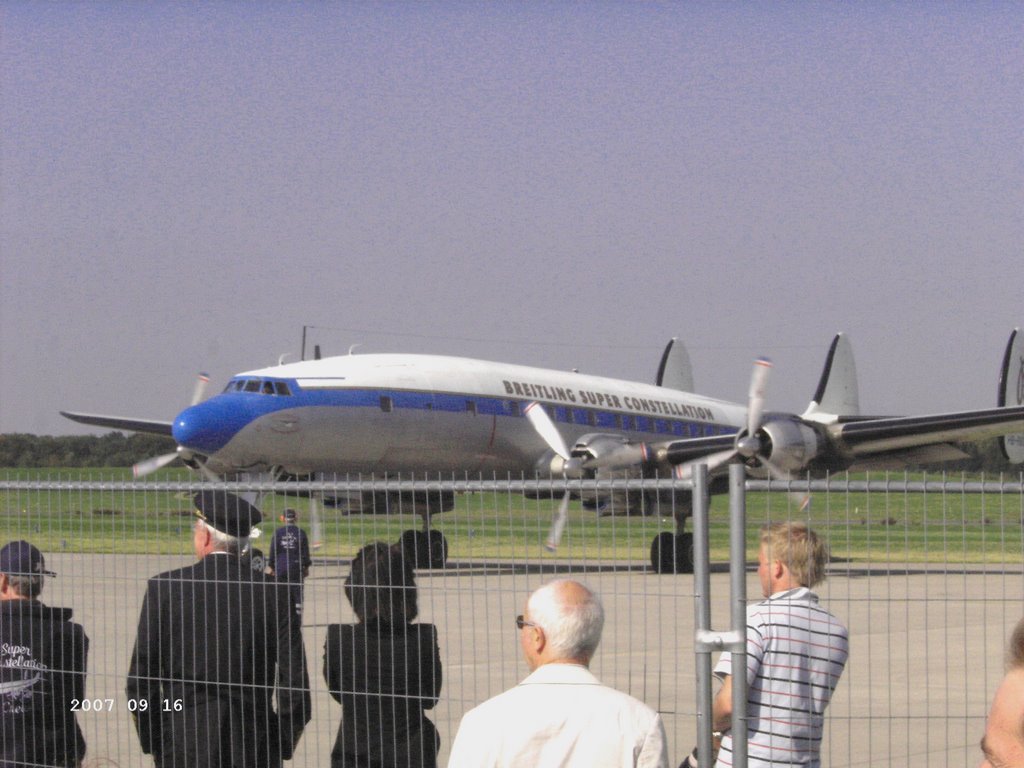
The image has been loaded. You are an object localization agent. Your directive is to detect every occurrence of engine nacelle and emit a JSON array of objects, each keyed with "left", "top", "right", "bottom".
[
  {"left": 571, "top": 434, "right": 651, "bottom": 471},
  {"left": 534, "top": 434, "right": 651, "bottom": 477},
  {"left": 757, "top": 418, "right": 826, "bottom": 473}
]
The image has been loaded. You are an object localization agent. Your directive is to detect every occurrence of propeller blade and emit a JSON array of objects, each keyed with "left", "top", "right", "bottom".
[
  {"left": 760, "top": 459, "right": 812, "bottom": 511},
  {"left": 132, "top": 451, "right": 179, "bottom": 478},
  {"left": 525, "top": 402, "right": 570, "bottom": 460},
  {"left": 747, "top": 358, "right": 773, "bottom": 434},
  {"left": 309, "top": 495, "right": 324, "bottom": 549},
  {"left": 544, "top": 492, "right": 571, "bottom": 552},
  {"left": 191, "top": 372, "right": 211, "bottom": 406},
  {"left": 674, "top": 448, "right": 736, "bottom": 480},
  {"left": 195, "top": 459, "right": 221, "bottom": 483},
  {"left": 670, "top": 356, "right": 774, "bottom": 480}
]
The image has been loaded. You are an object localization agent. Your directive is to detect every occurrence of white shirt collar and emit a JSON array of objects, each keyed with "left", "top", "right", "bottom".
[{"left": 520, "top": 663, "right": 600, "bottom": 686}]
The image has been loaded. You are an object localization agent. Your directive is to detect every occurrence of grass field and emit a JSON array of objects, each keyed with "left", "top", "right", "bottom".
[{"left": 1, "top": 468, "right": 1022, "bottom": 564}]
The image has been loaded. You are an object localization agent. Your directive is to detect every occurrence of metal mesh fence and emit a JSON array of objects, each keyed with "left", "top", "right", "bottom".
[{"left": 0, "top": 471, "right": 1022, "bottom": 767}]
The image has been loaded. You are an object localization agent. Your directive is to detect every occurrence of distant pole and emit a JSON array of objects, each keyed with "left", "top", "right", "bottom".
[{"left": 301, "top": 326, "right": 308, "bottom": 361}]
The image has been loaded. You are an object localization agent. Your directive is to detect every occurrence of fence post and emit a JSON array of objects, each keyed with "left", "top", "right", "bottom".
[
  {"left": 693, "top": 463, "right": 750, "bottom": 766},
  {"left": 692, "top": 464, "right": 713, "bottom": 766},
  {"left": 728, "top": 462, "right": 749, "bottom": 766}
]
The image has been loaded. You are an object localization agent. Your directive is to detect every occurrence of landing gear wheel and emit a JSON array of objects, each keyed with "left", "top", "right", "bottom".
[
  {"left": 398, "top": 529, "right": 449, "bottom": 569},
  {"left": 650, "top": 532, "right": 694, "bottom": 574}
]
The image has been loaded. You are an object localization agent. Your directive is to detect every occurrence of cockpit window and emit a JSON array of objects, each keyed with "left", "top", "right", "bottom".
[{"left": 225, "top": 378, "right": 293, "bottom": 395}]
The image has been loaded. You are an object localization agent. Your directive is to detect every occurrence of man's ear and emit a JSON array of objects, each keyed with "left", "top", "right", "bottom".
[
  {"left": 532, "top": 625, "right": 547, "bottom": 655},
  {"left": 772, "top": 558, "right": 787, "bottom": 581},
  {"left": 195, "top": 524, "right": 212, "bottom": 551},
  {"left": 0, "top": 573, "right": 8, "bottom": 595}
]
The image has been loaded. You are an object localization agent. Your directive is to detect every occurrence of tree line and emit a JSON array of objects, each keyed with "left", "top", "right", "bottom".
[
  {"left": 0, "top": 430, "right": 1020, "bottom": 474},
  {"left": 0, "top": 432, "right": 178, "bottom": 468}
]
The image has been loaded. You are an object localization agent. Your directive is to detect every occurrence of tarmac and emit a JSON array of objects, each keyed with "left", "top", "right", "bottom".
[{"left": 39, "top": 552, "right": 1024, "bottom": 767}]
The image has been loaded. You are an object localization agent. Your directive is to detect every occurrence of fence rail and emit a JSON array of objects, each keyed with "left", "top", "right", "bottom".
[{"left": 4, "top": 473, "right": 1023, "bottom": 493}]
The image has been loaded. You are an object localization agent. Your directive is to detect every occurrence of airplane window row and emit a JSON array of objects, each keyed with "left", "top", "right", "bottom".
[
  {"left": 219, "top": 383, "right": 725, "bottom": 438},
  {"left": 536, "top": 402, "right": 723, "bottom": 438},
  {"left": 375, "top": 394, "right": 726, "bottom": 438},
  {"left": 223, "top": 379, "right": 293, "bottom": 396}
]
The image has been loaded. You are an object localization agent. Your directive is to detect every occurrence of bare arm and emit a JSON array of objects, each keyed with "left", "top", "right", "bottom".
[{"left": 712, "top": 674, "right": 733, "bottom": 733}]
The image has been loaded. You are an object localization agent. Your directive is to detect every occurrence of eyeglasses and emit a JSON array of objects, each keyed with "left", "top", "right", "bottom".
[{"left": 516, "top": 614, "right": 539, "bottom": 630}]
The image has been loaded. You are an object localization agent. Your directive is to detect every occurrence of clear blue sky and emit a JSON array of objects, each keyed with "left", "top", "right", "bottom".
[{"left": 2, "top": 3, "right": 1021, "bottom": 435}]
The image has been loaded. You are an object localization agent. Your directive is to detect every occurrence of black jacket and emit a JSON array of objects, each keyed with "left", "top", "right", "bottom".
[
  {"left": 269, "top": 525, "right": 311, "bottom": 581},
  {"left": 323, "top": 621, "right": 442, "bottom": 768},
  {"left": 126, "top": 553, "right": 311, "bottom": 768},
  {"left": 0, "top": 599, "right": 88, "bottom": 768}
]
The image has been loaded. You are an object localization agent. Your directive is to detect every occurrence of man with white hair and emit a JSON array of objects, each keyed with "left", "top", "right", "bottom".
[
  {"left": 126, "top": 490, "right": 311, "bottom": 768},
  {"left": 447, "top": 578, "right": 668, "bottom": 768}
]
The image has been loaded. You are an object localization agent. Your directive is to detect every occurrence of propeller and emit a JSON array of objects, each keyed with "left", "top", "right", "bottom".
[
  {"left": 739, "top": 359, "right": 811, "bottom": 508},
  {"left": 132, "top": 372, "right": 210, "bottom": 479},
  {"left": 674, "top": 358, "right": 811, "bottom": 510},
  {"left": 672, "top": 358, "right": 773, "bottom": 481},
  {"left": 524, "top": 402, "right": 574, "bottom": 552}
]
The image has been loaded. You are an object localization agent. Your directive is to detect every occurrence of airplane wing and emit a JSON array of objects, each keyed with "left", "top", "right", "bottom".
[
  {"left": 657, "top": 404, "right": 1024, "bottom": 478},
  {"left": 831, "top": 406, "right": 1024, "bottom": 458},
  {"left": 658, "top": 329, "right": 1024, "bottom": 477},
  {"left": 59, "top": 411, "right": 174, "bottom": 436},
  {"left": 654, "top": 433, "right": 736, "bottom": 465}
]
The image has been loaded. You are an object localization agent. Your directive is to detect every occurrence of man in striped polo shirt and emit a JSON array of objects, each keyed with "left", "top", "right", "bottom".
[{"left": 709, "top": 522, "right": 849, "bottom": 768}]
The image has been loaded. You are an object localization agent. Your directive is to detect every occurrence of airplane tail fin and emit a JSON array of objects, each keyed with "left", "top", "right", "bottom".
[
  {"left": 655, "top": 337, "right": 694, "bottom": 392},
  {"left": 802, "top": 333, "right": 860, "bottom": 422},
  {"left": 998, "top": 327, "right": 1024, "bottom": 463}
]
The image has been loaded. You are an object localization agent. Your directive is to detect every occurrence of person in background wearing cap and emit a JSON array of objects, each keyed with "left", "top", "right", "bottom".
[
  {"left": 126, "top": 491, "right": 311, "bottom": 768},
  {"left": 268, "top": 508, "right": 312, "bottom": 620},
  {"left": 0, "top": 539, "right": 89, "bottom": 767}
]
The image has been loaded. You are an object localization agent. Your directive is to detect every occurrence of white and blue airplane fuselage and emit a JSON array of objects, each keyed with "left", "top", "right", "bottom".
[{"left": 175, "top": 353, "right": 746, "bottom": 477}]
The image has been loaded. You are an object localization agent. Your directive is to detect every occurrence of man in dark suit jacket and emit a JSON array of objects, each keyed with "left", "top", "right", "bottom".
[{"left": 126, "top": 491, "right": 311, "bottom": 768}]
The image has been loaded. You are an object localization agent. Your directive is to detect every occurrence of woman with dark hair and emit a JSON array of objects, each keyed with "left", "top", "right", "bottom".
[{"left": 323, "top": 543, "right": 443, "bottom": 768}]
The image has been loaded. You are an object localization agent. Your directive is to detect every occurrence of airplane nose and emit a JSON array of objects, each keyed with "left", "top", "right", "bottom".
[{"left": 172, "top": 400, "right": 245, "bottom": 454}]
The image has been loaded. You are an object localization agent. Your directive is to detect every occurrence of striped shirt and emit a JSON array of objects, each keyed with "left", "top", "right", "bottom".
[{"left": 713, "top": 587, "right": 849, "bottom": 768}]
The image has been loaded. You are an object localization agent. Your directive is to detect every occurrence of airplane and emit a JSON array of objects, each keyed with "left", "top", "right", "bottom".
[{"left": 61, "top": 329, "right": 1024, "bottom": 573}]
